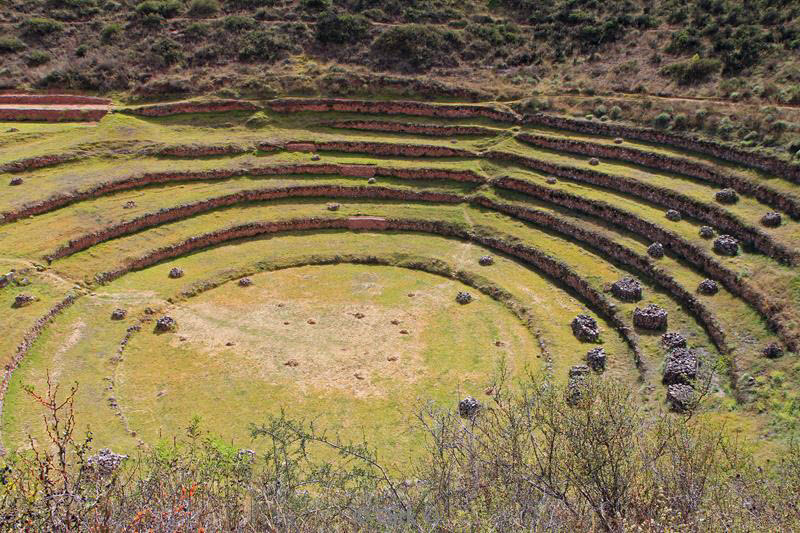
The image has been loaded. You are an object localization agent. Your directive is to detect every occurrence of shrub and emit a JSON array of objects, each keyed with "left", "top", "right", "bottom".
[
  {"left": 665, "top": 28, "right": 703, "bottom": 54},
  {"left": 185, "top": 22, "right": 210, "bottom": 37},
  {"left": 661, "top": 55, "right": 721, "bottom": 85},
  {"left": 19, "top": 18, "right": 64, "bottom": 36},
  {"left": 673, "top": 112, "right": 689, "bottom": 130},
  {"left": 25, "top": 50, "right": 51, "bottom": 66},
  {"left": 316, "top": 11, "right": 370, "bottom": 44},
  {"left": 135, "top": 0, "right": 182, "bottom": 18},
  {"left": 654, "top": 112, "right": 671, "bottom": 129},
  {"left": 373, "top": 24, "right": 462, "bottom": 72},
  {"left": 238, "top": 29, "right": 291, "bottom": 62},
  {"left": 75, "top": 44, "right": 88, "bottom": 57},
  {"left": 0, "top": 37, "right": 26, "bottom": 53},
  {"left": 150, "top": 37, "right": 184, "bottom": 66},
  {"left": 609, "top": 105, "right": 622, "bottom": 119},
  {"left": 188, "top": 0, "right": 219, "bottom": 16},
  {"left": 593, "top": 104, "right": 607, "bottom": 118},
  {"left": 100, "top": 23, "right": 122, "bottom": 43},
  {"left": 222, "top": 15, "right": 257, "bottom": 33},
  {"left": 300, "top": 0, "right": 331, "bottom": 10}
]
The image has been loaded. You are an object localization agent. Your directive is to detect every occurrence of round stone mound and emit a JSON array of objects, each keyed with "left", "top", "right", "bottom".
[
  {"left": 666, "top": 384, "right": 694, "bottom": 413},
  {"left": 662, "top": 347, "right": 698, "bottom": 385},
  {"left": 699, "top": 226, "right": 715, "bottom": 239},
  {"left": 9, "top": 177, "right": 23, "bottom": 186},
  {"left": 567, "top": 364, "right": 591, "bottom": 406},
  {"left": 478, "top": 255, "right": 494, "bottom": 266},
  {"left": 455, "top": 291, "right": 473, "bottom": 305},
  {"left": 633, "top": 304, "right": 668, "bottom": 331},
  {"left": 763, "top": 342, "right": 783, "bottom": 359},
  {"left": 12, "top": 293, "right": 35, "bottom": 308},
  {"left": 154, "top": 316, "right": 177, "bottom": 333},
  {"left": 168, "top": 267, "right": 184, "bottom": 279},
  {"left": 458, "top": 396, "right": 481, "bottom": 419},
  {"left": 238, "top": 277, "right": 253, "bottom": 287},
  {"left": 586, "top": 347, "right": 606, "bottom": 372},
  {"left": 326, "top": 203, "right": 340, "bottom": 211},
  {"left": 589, "top": 157, "right": 599, "bottom": 166},
  {"left": 713, "top": 235, "right": 739, "bottom": 256},
  {"left": 571, "top": 314, "right": 599, "bottom": 342},
  {"left": 661, "top": 331, "right": 687, "bottom": 350},
  {"left": 647, "top": 242, "right": 664, "bottom": 259},
  {"left": 110, "top": 308, "right": 127, "bottom": 320},
  {"left": 697, "top": 279, "right": 719, "bottom": 295},
  {"left": 761, "top": 212, "right": 781, "bottom": 228},
  {"left": 665, "top": 209, "right": 682, "bottom": 222},
  {"left": 546, "top": 177, "right": 557, "bottom": 185},
  {"left": 611, "top": 277, "right": 643, "bottom": 302},
  {"left": 367, "top": 177, "right": 376, "bottom": 184},
  {"left": 714, "top": 188, "right": 739, "bottom": 204}
]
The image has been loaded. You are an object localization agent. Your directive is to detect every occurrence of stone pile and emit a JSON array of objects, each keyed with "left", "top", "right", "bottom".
[
  {"left": 9, "top": 177, "right": 22, "bottom": 186},
  {"left": 661, "top": 331, "right": 687, "bottom": 350},
  {"left": 154, "top": 316, "right": 177, "bottom": 333},
  {"left": 714, "top": 188, "right": 739, "bottom": 204},
  {"left": 0, "top": 271, "right": 14, "bottom": 288},
  {"left": 168, "top": 267, "right": 184, "bottom": 279},
  {"left": 12, "top": 293, "right": 35, "bottom": 308},
  {"left": 589, "top": 158, "right": 599, "bottom": 166},
  {"left": 456, "top": 291, "right": 473, "bottom": 304},
  {"left": 571, "top": 314, "right": 599, "bottom": 342},
  {"left": 666, "top": 384, "right": 694, "bottom": 412},
  {"left": 546, "top": 177, "right": 557, "bottom": 184},
  {"left": 567, "top": 365, "right": 590, "bottom": 406},
  {"left": 761, "top": 212, "right": 781, "bottom": 227},
  {"left": 697, "top": 279, "right": 719, "bottom": 295},
  {"left": 238, "top": 277, "right": 253, "bottom": 287},
  {"left": 665, "top": 209, "right": 682, "bottom": 221},
  {"left": 586, "top": 347, "right": 606, "bottom": 371},
  {"left": 647, "top": 242, "right": 664, "bottom": 258},
  {"left": 699, "top": 226, "right": 715, "bottom": 239},
  {"left": 611, "top": 277, "right": 643, "bottom": 302},
  {"left": 662, "top": 347, "right": 698, "bottom": 385},
  {"left": 85, "top": 449, "right": 128, "bottom": 478},
  {"left": 763, "top": 342, "right": 783, "bottom": 359},
  {"left": 633, "top": 304, "right": 668, "bottom": 330},
  {"left": 327, "top": 203, "right": 340, "bottom": 211},
  {"left": 458, "top": 396, "right": 481, "bottom": 419},
  {"left": 713, "top": 235, "right": 739, "bottom": 256},
  {"left": 478, "top": 255, "right": 494, "bottom": 266},
  {"left": 110, "top": 308, "right": 127, "bottom": 320}
]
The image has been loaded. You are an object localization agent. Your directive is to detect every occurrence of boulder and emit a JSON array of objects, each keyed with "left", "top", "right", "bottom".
[
  {"left": 123, "top": 200, "right": 136, "bottom": 209},
  {"left": 9, "top": 177, "right": 22, "bottom": 186},
  {"left": 12, "top": 293, "right": 35, "bottom": 308},
  {"left": 662, "top": 347, "right": 698, "bottom": 385},
  {"left": 458, "top": 396, "right": 482, "bottom": 419},
  {"left": 310, "top": 154, "right": 321, "bottom": 161},
  {"left": 647, "top": 242, "right": 664, "bottom": 259},
  {"left": 699, "top": 226, "right": 715, "bottom": 239},
  {"left": 614, "top": 137, "right": 624, "bottom": 144},
  {"left": 367, "top": 177, "right": 376, "bottom": 184},
  {"left": 567, "top": 365, "right": 591, "bottom": 406},
  {"left": 238, "top": 277, "right": 253, "bottom": 287},
  {"left": 571, "top": 314, "right": 599, "bottom": 342},
  {"left": 611, "top": 277, "right": 643, "bottom": 302},
  {"left": 666, "top": 384, "right": 694, "bottom": 413},
  {"left": 761, "top": 212, "right": 781, "bottom": 228},
  {"left": 633, "top": 304, "right": 668, "bottom": 330},
  {"left": 697, "top": 279, "right": 719, "bottom": 295},
  {"left": 763, "top": 342, "right": 783, "bottom": 359},
  {"left": 0, "top": 271, "right": 14, "bottom": 288},
  {"left": 110, "top": 308, "right": 127, "bottom": 320},
  {"left": 85, "top": 449, "right": 128, "bottom": 478},
  {"left": 589, "top": 157, "right": 599, "bottom": 166},
  {"left": 715, "top": 188, "right": 739, "bottom": 204},
  {"left": 154, "top": 316, "right": 177, "bottom": 333},
  {"left": 665, "top": 209, "right": 682, "bottom": 222},
  {"left": 326, "top": 203, "right": 340, "bottom": 211},
  {"left": 713, "top": 235, "right": 739, "bottom": 256},
  {"left": 168, "top": 267, "right": 184, "bottom": 279},
  {"left": 661, "top": 332, "right": 687, "bottom": 350},
  {"left": 455, "top": 291, "right": 473, "bottom": 304},
  {"left": 546, "top": 177, "right": 557, "bottom": 185},
  {"left": 478, "top": 255, "right": 494, "bottom": 266},
  {"left": 586, "top": 347, "right": 606, "bottom": 371}
]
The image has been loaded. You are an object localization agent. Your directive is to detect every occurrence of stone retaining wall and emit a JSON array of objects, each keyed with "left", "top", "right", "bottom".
[
  {"left": 157, "top": 143, "right": 251, "bottom": 157},
  {"left": 0, "top": 94, "right": 111, "bottom": 105},
  {"left": 307, "top": 140, "right": 475, "bottom": 158},
  {"left": 0, "top": 108, "right": 108, "bottom": 122},
  {"left": 0, "top": 153, "right": 78, "bottom": 173},
  {"left": 267, "top": 98, "right": 520, "bottom": 122},
  {"left": 517, "top": 133, "right": 800, "bottom": 219},
  {"left": 487, "top": 150, "right": 799, "bottom": 266},
  {"left": 124, "top": 99, "right": 260, "bottom": 117},
  {"left": 525, "top": 113, "right": 800, "bottom": 184},
  {"left": 323, "top": 120, "right": 496, "bottom": 137}
]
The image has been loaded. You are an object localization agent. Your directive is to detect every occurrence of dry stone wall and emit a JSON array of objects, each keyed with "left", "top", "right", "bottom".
[
  {"left": 322, "top": 120, "right": 496, "bottom": 137},
  {"left": 124, "top": 99, "right": 260, "bottom": 117}
]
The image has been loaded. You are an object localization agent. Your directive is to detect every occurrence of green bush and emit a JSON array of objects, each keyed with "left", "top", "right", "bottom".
[
  {"left": 188, "top": 0, "right": 219, "bottom": 16},
  {"left": 660, "top": 55, "right": 721, "bottom": 85},
  {"left": 316, "top": 12, "right": 370, "bottom": 44},
  {"left": 673, "top": 112, "right": 689, "bottom": 130},
  {"left": 150, "top": 37, "right": 184, "bottom": 66},
  {"left": 238, "top": 29, "right": 291, "bottom": 62},
  {"left": 25, "top": 50, "right": 51, "bottom": 66},
  {"left": 608, "top": 105, "right": 622, "bottom": 119},
  {"left": 593, "top": 104, "right": 607, "bottom": 118},
  {"left": 100, "top": 23, "right": 123, "bottom": 43},
  {"left": 653, "top": 112, "right": 671, "bottom": 129},
  {"left": 300, "top": 0, "right": 331, "bottom": 10},
  {"left": 0, "top": 37, "right": 26, "bottom": 54},
  {"left": 135, "top": 0, "right": 182, "bottom": 18},
  {"left": 75, "top": 44, "right": 89, "bottom": 57},
  {"left": 19, "top": 18, "right": 64, "bottom": 36},
  {"left": 222, "top": 15, "right": 257, "bottom": 33},
  {"left": 372, "top": 24, "right": 462, "bottom": 72}
]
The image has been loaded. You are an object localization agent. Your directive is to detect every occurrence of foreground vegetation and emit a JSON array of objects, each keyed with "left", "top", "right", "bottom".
[{"left": 2, "top": 370, "right": 800, "bottom": 531}]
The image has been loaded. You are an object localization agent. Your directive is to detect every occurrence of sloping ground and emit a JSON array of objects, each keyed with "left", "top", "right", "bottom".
[{"left": 1, "top": 98, "right": 798, "bottom": 455}]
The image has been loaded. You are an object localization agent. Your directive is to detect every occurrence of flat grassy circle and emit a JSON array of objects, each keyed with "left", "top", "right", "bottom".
[{"left": 117, "top": 264, "right": 542, "bottom": 454}]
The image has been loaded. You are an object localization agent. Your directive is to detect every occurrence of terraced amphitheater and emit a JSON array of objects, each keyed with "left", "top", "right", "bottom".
[{"left": 3, "top": 94, "right": 800, "bottom": 460}]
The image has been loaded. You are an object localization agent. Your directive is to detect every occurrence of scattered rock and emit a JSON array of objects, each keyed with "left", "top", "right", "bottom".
[
  {"left": 613, "top": 137, "right": 624, "bottom": 144},
  {"left": 697, "top": 279, "right": 719, "bottom": 295},
  {"left": 15, "top": 277, "right": 30, "bottom": 287},
  {"left": 478, "top": 255, "right": 494, "bottom": 266},
  {"left": 168, "top": 267, "right": 184, "bottom": 279},
  {"left": 407, "top": 293, "right": 414, "bottom": 297},
  {"left": 0, "top": 272, "right": 14, "bottom": 288},
  {"left": 484, "top": 387, "right": 494, "bottom": 395},
  {"left": 456, "top": 291, "right": 473, "bottom": 305},
  {"left": 399, "top": 329, "right": 409, "bottom": 334},
  {"left": 666, "top": 384, "right": 694, "bottom": 412},
  {"left": 12, "top": 293, "right": 35, "bottom": 308},
  {"left": 310, "top": 154, "right": 321, "bottom": 161},
  {"left": 123, "top": 201, "right": 136, "bottom": 209},
  {"left": 9, "top": 177, "right": 22, "bottom": 186},
  {"left": 144, "top": 307, "right": 155, "bottom": 315},
  {"left": 238, "top": 277, "right": 253, "bottom": 287},
  {"left": 110, "top": 308, "right": 127, "bottom": 320},
  {"left": 367, "top": 177, "right": 376, "bottom": 184},
  {"left": 326, "top": 202, "right": 340, "bottom": 211},
  {"left": 6, "top": 127, "right": 19, "bottom": 132},
  {"left": 283, "top": 321, "right": 290, "bottom": 325},
  {"left": 665, "top": 209, "right": 682, "bottom": 222},
  {"left": 85, "top": 449, "right": 128, "bottom": 478},
  {"left": 633, "top": 304, "right": 668, "bottom": 330},
  {"left": 761, "top": 212, "right": 781, "bottom": 228},
  {"left": 354, "top": 372, "right": 365, "bottom": 380},
  {"left": 495, "top": 340, "right": 504, "bottom": 347},
  {"left": 699, "top": 226, "right": 714, "bottom": 239},
  {"left": 390, "top": 319, "right": 400, "bottom": 325},
  {"left": 354, "top": 312, "right": 365, "bottom": 319},
  {"left": 458, "top": 396, "right": 482, "bottom": 419},
  {"left": 307, "top": 319, "right": 316, "bottom": 325},
  {"left": 546, "top": 177, "right": 557, "bottom": 184},
  {"left": 611, "top": 277, "right": 643, "bottom": 302},
  {"left": 586, "top": 347, "right": 606, "bottom": 372},
  {"left": 284, "top": 359, "right": 299, "bottom": 367},
  {"left": 567, "top": 365, "right": 591, "bottom": 406},
  {"left": 713, "top": 235, "right": 739, "bottom": 256},
  {"left": 763, "top": 342, "right": 783, "bottom": 359},
  {"left": 571, "top": 314, "right": 600, "bottom": 342},
  {"left": 662, "top": 347, "right": 698, "bottom": 385},
  {"left": 661, "top": 332, "right": 687, "bottom": 350},
  {"left": 647, "top": 242, "right": 664, "bottom": 258},
  {"left": 588, "top": 157, "right": 599, "bottom": 166},
  {"left": 715, "top": 188, "right": 739, "bottom": 204},
  {"left": 154, "top": 316, "right": 177, "bottom": 333},
  {"left": 225, "top": 341, "right": 235, "bottom": 346},
  {"left": 387, "top": 356, "right": 398, "bottom": 361}
]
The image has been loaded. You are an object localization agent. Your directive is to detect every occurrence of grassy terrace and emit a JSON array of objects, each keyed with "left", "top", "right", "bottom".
[{"left": 1, "top": 101, "right": 799, "bottom": 459}]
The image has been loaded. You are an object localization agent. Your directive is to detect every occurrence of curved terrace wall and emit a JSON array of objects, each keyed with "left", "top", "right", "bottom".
[
  {"left": 322, "top": 120, "right": 496, "bottom": 137},
  {"left": 123, "top": 99, "right": 261, "bottom": 117}
]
